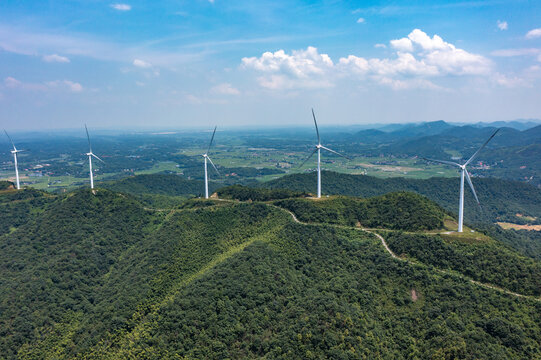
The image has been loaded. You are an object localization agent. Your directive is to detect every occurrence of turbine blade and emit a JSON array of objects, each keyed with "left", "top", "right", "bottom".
[
  {"left": 422, "top": 157, "right": 461, "bottom": 167},
  {"left": 464, "top": 170, "right": 481, "bottom": 207},
  {"left": 297, "top": 147, "right": 318, "bottom": 169},
  {"left": 464, "top": 128, "right": 500, "bottom": 166},
  {"left": 312, "top": 108, "right": 320, "bottom": 144},
  {"left": 207, "top": 156, "right": 220, "bottom": 176},
  {"left": 85, "top": 124, "right": 92, "bottom": 153},
  {"left": 4, "top": 129, "right": 16, "bottom": 151},
  {"left": 320, "top": 145, "right": 351, "bottom": 160},
  {"left": 92, "top": 153, "right": 105, "bottom": 163},
  {"left": 206, "top": 126, "right": 217, "bottom": 154}
]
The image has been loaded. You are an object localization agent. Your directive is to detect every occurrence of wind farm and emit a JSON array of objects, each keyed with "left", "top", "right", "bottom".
[{"left": 1, "top": 0, "right": 541, "bottom": 358}]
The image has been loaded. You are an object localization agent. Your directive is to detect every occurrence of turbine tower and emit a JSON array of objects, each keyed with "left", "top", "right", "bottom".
[
  {"left": 202, "top": 126, "right": 220, "bottom": 199},
  {"left": 299, "top": 109, "right": 350, "bottom": 198},
  {"left": 424, "top": 129, "right": 500, "bottom": 232},
  {"left": 84, "top": 125, "right": 104, "bottom": 190},
  {"left": 4, "top": 130, "right": 22, "bottom": 190}
]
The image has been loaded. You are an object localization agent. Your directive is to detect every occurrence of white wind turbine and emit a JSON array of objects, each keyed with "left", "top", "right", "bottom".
[
  {"left": 299, "top": 109, "right": 350, "bottom": 198},
  {"left": 4, "top": 130, "right": 23, "bottom": 190},
  {"left": 423, "top": 129, "right": 500, "bottom": 232},
  {"left": 84, "top": 125, "right": 104, "bottom": 190},
  {"left": 202, "top": 126, "right": 220, "bottom": 199}
]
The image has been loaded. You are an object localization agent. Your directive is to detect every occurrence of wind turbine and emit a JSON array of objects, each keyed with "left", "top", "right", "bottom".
[
  {"left": 84, "top": 125, "right": 104, "bottom": 190},
  {"left": 202, "top": 126, "right": 220, "bottom": 199},
  {"left": 299, "top": 109, "right": 350, "bottom": 198},
  {"left": 4, "top": 130, "right": 22, "bottom": 190},
  {"left": 423, "top": 129, "right": 500, "bottom": 232}
]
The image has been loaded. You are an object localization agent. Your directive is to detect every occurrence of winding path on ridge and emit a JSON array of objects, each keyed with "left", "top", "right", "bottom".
[
  {"left": 270, "top": 204, "right": 539, "bottom": 301},
  {"left": 147, "top": 198, "right": 540, "bottom": 302}
]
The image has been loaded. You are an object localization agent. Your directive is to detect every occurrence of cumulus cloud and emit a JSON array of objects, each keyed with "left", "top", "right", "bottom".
[
  {"left": 42, "top": 54, "right": 70, "bottom": 63},
  {"left": 526, "top": 28, "right": 541, "bottom": 39},
  {"left": 242, "top": 46, "right": 334, "bottom": 89},
  {"left": 242, "top": 29, "right": 492, "bottom": 90},
  {"left": 111, "top": 3, "right": 131, "bottom": 11},
  {"left": 374, "top": 43, "right": 386, "bottom": 49},
  {"left": 497, "top": 20, "right": 508, "bottom": 31},
  {"left": 133, "top": 59, "right": 152, "bottom": 68},
  {"left": 390, "top": 38, "right": 413, "bottom": 52},
  {"left": 211, "top": 83, "right": 240, "bottom": 95},
  {"left": 356, "top": 17, "right": 365, "bottom": 24}
]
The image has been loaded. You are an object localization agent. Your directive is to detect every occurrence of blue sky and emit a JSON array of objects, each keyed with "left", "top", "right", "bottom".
[{"left": 1, "top": 0, "right": 541, "bottom": 130}]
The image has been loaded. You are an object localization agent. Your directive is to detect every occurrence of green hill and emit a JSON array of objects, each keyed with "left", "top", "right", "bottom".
[
  {"left": 102, "top": 174, "right": 224, "bottom": 207},
  {"left": 274, "top": 192, "right": 446, "bottom": 231},
  {"left": 1, "top": 187, "right": 541, "bottom": 359},
  {"left": 263, "top": 171, "right": 541, "bottom": 224}
]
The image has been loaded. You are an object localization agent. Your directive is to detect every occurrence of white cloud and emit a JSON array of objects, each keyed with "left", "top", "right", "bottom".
[
  {"left": 492, "top": 73, "right": 529, "bottom": 88},
  {"left": 4, "top": 77, "right": 23, "bottom": 88},
  {"left": 45, "top": 80, "right": 83, "bottom": 92},
  {"left": 4, "top": 77, "right": 82, "bottom": 92},
  {"left": 390, "top": 38, "right": 413, "bottom": 52},
  {"left": 377, "top": 77, "right": 443, "bottom": 90},
  {"left": 42, "top": 54, "right": 70, "bottom": 63},
  {"left": 526, "top": 28, "right": 541, "bottom": 39},
  {"left": 211, "top": 83, "right": 240, "bottom": 95},
  {"left": 497, "top": 20, "right": 508, "bottom": 31},
  {"left": 392, "top": 29, "right": 491, "bottom": 75},
  {"left": 133, "top": 59, "right": 152, "bottom": 68},
  {"left": 538, "top": 54, "right": 541, "bottom": 62},
  {"left": 4, "top": 76, "right": 47, "bottom": 91},
  {"left": 242, "top": 29, "right": 493, "bottom": 90},
  {"left": 406, "top": 29, "right": 447, "bottom": 51},
  {"left": 111, "top": 3, "right": 131, "bottom": 11},
  {"left": 242, "top": 46, "right": 334, "bottom": 89},
  {"left": 356, "top": 17, "right": 365, "bottom": 24},
  {"left": 374, "top": 43, "right": 387, "bottom": 49}
]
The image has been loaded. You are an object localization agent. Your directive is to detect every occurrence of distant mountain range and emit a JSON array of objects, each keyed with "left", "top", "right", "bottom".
[{"left": 343, "top": 120, "right": 541, "bottom": 186}]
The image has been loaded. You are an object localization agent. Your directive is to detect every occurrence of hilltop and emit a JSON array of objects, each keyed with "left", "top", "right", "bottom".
[
  {"left": 1, "top": 185, "right": 540, "bottom": 359},
  {"left": 262, "top": 171, "right": 541, "bottom": 225}
]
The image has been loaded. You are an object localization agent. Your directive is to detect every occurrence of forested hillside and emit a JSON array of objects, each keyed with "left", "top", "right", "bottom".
[
  {"left": 274, "top": 192, "right": 446, "bottom": 231},
  {"left": 103, "top": 173, "right": 218, "bottom": 197},
  {"left": 263, "top": 171, "right": 541, "bottom": 225},
  {"left": 1, "top": 185, "right": 541, "bottom": 359}
]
